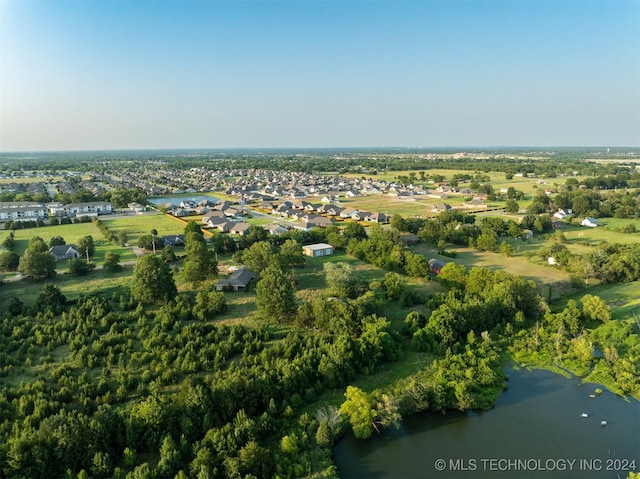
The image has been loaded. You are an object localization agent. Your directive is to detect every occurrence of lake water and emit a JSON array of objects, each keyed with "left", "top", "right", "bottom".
[
  {"left": 333, "top": 368, "right": 640, "bottom": 479},
  {"left": 147, "top": 195, "right": 220, "bottom": 206}
]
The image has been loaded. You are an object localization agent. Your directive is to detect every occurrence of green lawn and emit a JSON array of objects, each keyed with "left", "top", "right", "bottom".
[
  {"left": 5, "top": 222, "right": 103, "bottom": 256},
  {"left": 561, "top": 223, "right": 640, "bottom": 245},
  {"left": 410, "top": 242, "right": 572, "bottom": 300},
  {"left": 101, "top": 214, "right": 188, "bottom": 244},
  {"left": 553, "top": 281, "right": 640, "bottom": 321}
]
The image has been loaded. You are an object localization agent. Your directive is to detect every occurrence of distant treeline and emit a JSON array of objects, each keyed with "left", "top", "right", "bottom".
[{"left": 2, "top": 148, "right": 640, "bottom": 178}]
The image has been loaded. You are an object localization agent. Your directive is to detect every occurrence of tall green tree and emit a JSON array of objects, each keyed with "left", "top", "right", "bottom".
[
  {"left": 237, "top": 240, "right": 279, "bottom": 274},
  {"left": 255, "top": 265, "right": 296, "bottom": 323},
  {"left": 78, "top": 235, "right": 95, "bottom": 260},
  {"left": 49, "top": 236, "right": 66, "bottom": 247},
  {"left": 0, "top": 250, "right": 20, "bottom": 271},
  {"left": 18, "top": 236, "right": 56, "bottom": 280},
  {"left": 339, "top": 386, "right": 401, "bottom": 439},
  {"left": 382, "top": 272, "right": 404, "bottom": 300},
  {"left": 182, "top": 231, "right": 217, "bottom": 284},
  {"left": 2, "top": 231, "right": 15, "bottom": 250},
  {"left": 36, "top": 283, "right": 66, "bottom": 314},
  {"left": 184, "top": 220, "right": 203, "bottom": 236},
  {"left": 103, "top": 251, "right": 122, "bottom": 272},
  {"left": 324, "top": 262, "right": 359, "bottom": 298},
  {"left": 580, "top": 294, "right": 611, "bottom": 323},
  {"left": 505, "top": 199, "right": 519, "bottom": 214},
  {"left": 279, "top": 239, "right": 305, "bottom": 270},
  {"left": 132, "top": 254, "right": 177, "bottom": 304}
]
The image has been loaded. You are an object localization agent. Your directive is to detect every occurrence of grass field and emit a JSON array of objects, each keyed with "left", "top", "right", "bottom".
[
  {"left": 0, "top": 265, "right": 135, "bottom": 306},
  {"left": 101, "top": 213, "right": 188, "bottom": 243},
  {"left": 410, "top": 242, "right": 572, "bottom": 300},
  {"left": 552, "top": 280, "right": 640, "bottom": 321},
  {"left": 561, "top": 223, "right": 640, "bottom": 245}
]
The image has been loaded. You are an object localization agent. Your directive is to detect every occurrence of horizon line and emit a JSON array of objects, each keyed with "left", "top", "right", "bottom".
[{"left": 2, "top": 145, "right": 639, "bottom": 155}]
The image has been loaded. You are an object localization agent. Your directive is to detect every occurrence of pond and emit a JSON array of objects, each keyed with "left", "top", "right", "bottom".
[
  {"left": 147, "top": 195, "right": 220, "bottom": 206},
  {"left": 333, "top": 368, "right": 639, "bottom": 479}
]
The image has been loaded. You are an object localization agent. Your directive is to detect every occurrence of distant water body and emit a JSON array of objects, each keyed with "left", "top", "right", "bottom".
[
  {"left": 333, "top": 368, "right": 640, "bottom": 479},
  {"left": 147, "top": 195, "right": 220, "bottom": 206}
]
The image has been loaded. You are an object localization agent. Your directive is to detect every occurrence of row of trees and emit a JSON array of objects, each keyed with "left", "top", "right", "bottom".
[{"left": 528, "top": 188, "right": 640, "bottom": 219}]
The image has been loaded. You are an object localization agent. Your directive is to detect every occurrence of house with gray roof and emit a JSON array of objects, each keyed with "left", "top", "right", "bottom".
[
  {"left": 49, "top": 244, "right": 80, "bottom": 261},
  {"left": 214, "top": 266, "right": 255, "bottom": 292}
]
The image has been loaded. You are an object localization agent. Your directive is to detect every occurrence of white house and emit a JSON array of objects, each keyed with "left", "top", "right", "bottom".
[{"left": 581, "top": 218, "right": 598, "bottom": 228}]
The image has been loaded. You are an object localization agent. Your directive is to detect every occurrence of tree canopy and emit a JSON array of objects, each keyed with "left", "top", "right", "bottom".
[{"left": 132, "top": 254, "right": 177, "bottom": 304}]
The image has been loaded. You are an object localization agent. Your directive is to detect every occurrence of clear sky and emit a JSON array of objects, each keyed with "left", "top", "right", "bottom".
[{"left": 1, "top": 0, "right": 638, "bottom": 151}]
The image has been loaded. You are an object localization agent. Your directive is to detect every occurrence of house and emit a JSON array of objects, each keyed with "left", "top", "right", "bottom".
[
  {"left": 128, "top": 202, "right": 145, "bottom": 213},
  {"left": 212, "top": 220, "right": 237, "bottom": 233},
  {"left": 463, "top": 198, "right": 487, "bottom": 209},
  {"left": 302, "top": 216, "right": 334, "bottom": 229},
  {"left": 162, "top": 235, "right": 185, "bottom": 247},
  {"left": 201, "top": 210, "right": 226, "bottom": 225},
  {"left": 428, "top": 258, "right": 447, "bottom": 275},
  {"left": 229, "top": 222, "right": 251, "bottom": 236},
  {"left": 401, "top": 234, "right": 420, "bottom": 247},
  {"left": 49, "top": 244, "right": 80, "bottom": 261},
  {"left": 264, "top": 224, "right": 288, "bottom": 236},
  {"left": 214, "top": 266, "right": 255, "bottom": 292},
  {"left": 302, "top": 243, "right": 334, "bottom": 257},
  {"left": 351, "top": 211, "right": 371, "bottom": 221},
  {"left": 325, "top": 206, "right": 344, "bottom": 216},
  {"left": 365, "top": 212, "right": 389, "bottom": 223},
  {"left": 340, "top": 207, "right": 359, "bottom": 219},
  {"left": 172, "top": 208, "right": 189, "bottom": 217},
  {"left": 429, "top": 203, "right": 452, "bottom": 214},
  {"left": 581, "top": 218, "right": 598, "bottom": 228},
  {"left": 521, "top": 229, "right": 534, "bottom": 240}
]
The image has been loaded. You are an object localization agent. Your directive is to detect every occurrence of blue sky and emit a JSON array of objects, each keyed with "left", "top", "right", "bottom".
[{"left": 1, "top": 0, "right": 638, "bottom": 151}]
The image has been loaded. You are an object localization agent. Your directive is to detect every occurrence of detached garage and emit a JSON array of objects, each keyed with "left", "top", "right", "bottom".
[{"left": 302, "top": 243, "right": 334, "bottom": 257}]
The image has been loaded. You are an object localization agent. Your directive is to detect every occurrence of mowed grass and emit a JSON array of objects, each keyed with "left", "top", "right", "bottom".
[
  {"left": 338, "top": 195, "right": 463, "bottom": 217},
  {"left": 101, "top": 214, "right": 188, "bottom": 244},
  {"left": 6, "top": 222, "right": 104, "bottom": 256},
  {"left": 553, "top": 281, "right": 640, "bottom": 321},
  {"left": 410, "top": 242, "right": 572, "bottom": 299},
  {"left": 561, "top": 223, "right": 640, "bottom": 245}
]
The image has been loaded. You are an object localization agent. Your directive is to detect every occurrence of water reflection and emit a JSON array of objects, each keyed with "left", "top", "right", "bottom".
[{"left": 334, "top": 368, "right": 640, "bottom": 479}]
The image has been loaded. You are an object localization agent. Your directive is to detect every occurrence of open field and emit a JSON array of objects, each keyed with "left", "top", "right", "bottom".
[
  {"left": 5, "top": 222, "right": 103, "bottom": 256},
  {"left": 561, "top": 223, "right": 640, "bottom": 245},
  {"left": 0, "top": 176, "right": 65, "bottom": 184},
  {"left": 0, "top": 265, "right": 135, "bottom": 306},
  {"left": 410, "top": 242, "right": 572, "bottom": 300},
  {"left": 101, "top": 213, "right": 189, "bottom": 246},
  {"left": 553, "top": 280, "right": 640, "bottom": 321}
]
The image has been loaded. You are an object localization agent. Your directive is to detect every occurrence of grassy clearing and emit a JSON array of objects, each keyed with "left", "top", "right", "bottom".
[
  {"left": 552, "top": 281, "right": 640, "bottom": 320},
  {"left": 0, "top": 176, "right": 65, "bottom": 184},
  {"left": 6, "top": 222, "right": 104, "bottom": 256},
  {"left": 561, "top": 223, "right": 640, "bottom": 245},
  {"left": 410, "top": 242, "right": 571, "bottom": 294},
  {"left": 0, "top": 266, "right": 135, "bottom": 306},
  {"left": 338, "top": 195, "right": 437, "bottom": 217},
  {"left": 102, "top": 214, "right": 188, "bottom": 243}
]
